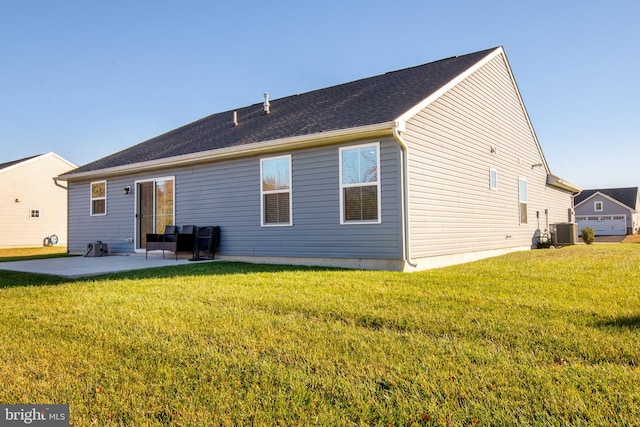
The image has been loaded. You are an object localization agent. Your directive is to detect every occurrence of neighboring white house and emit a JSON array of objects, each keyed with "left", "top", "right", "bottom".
[
  {"left": 0, "top": 152, "right": 76, "bottom": 248},
  {"left": 574, "top": 188, "right": 639, "bottom": 236}
]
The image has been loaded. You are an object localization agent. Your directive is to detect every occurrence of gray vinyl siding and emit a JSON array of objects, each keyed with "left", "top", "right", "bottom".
[
  {"left": 575, "top": 197, "right": 631, "bottom": 217},
  {"left": 68, "top": 139, "right": 403, "bottom": 260},
  {"left": 68, "top": 177, "right": 137, "bottom": 254},
  {"left": 575, "top": 197, "right": 635, "bottom": 232},
  {"left": 405, "top": 54, "right": 572, "bottom": 258}
]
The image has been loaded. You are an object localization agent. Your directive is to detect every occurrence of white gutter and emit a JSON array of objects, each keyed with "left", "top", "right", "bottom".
[
  {"left": 58, "top": 122, "right": 396, "bottom": 181},
  {"left": 392, "top": 120, "right": 417, "bottom": 269},
  {"left": 546, "top": 174, "right": 581, "bottom": 193}
]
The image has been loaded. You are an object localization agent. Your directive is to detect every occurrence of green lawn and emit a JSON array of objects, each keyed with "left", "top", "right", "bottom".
[
  {"left": 0, "top": 246, "right": 68, "bottom": 262},
  {"left": 1, "top": 245, "right": 639, "bottom": 426}
]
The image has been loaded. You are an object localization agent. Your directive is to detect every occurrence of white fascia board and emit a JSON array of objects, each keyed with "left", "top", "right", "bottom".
[
  {"left": 396, "top": 46, "right": 552, "bottom": 174},
  {"left": 574, "top": 190, "right": 634, "bottom": 211},
  {"left": 396, "top": 47, "right": 503, "bottom": 123},
  {"left": 0, "top": 152, "right": 76, "bottom": 175},
  {"left": 546, "top": 174, "right": 581, "bottom": 193},
  {"left": 58, "top": 122, "right": 396, "bottom": 181},
  {"left": 46, "top": 151, "right": 78, "bottom": 169},
  {"left": 0, "top": 162, "right": 23, "bottom": 176}
]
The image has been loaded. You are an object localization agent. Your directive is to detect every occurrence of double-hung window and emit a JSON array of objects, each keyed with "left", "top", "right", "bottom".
[
  {"left": 518, "top": 178, "right": 528, "bottom": 224},
  {"left": 340, "top": 143, "right": 380, "bottom": 224},
  {"left": 260, "top": 155, "right": 292, "bottom": 226},
  {"left": 91, "top": 180, "right": 107, "bottom": 216}
]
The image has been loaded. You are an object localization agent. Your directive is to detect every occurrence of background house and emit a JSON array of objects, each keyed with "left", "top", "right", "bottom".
[
  {"left": 59, "top": 47, "right": 579, "bottom": 271},
  {"left": 574, "top": 188, "right": 639, "bottom": 236},
  {"left": 0, "top": 152, "right": 76, "bottom": 248}
]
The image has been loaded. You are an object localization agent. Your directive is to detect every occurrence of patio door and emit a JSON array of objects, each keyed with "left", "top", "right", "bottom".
[{"left": 135, "top": 177, "right": 175, "bottom": 250}]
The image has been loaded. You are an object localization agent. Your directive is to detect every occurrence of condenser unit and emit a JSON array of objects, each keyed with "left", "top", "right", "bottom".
[{"left": 551, "top": 223, "right": 578, "bottom": 245}]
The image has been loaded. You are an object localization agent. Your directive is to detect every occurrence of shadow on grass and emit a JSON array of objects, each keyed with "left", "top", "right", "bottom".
[
  {"left": 0, "top": 270, "right": 72, "bottom": 288},
  {"left": 0, "top": 261, "right": 347, "bottom": 289},
  {"left": 0, "top": 253, "right": 71, "bottom": 263},
  {"left": 594, "top": 315, "right": 640, "bottom": 329},
  {"left": 100, "top": 261, "right": 346, "bottom": 280}
]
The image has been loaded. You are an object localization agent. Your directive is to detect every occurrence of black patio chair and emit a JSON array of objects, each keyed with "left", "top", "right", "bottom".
[{"left": 190, "top": 226, "right": 220, "bottom": 261}]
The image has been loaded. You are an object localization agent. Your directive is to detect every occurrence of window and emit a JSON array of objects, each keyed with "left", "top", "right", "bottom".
[
  {"left": 261, "top": 155, "right": 292, "bottom": 226},
  {"left": 594, "top": 201, "right": 603, "bottom": 212},
  {"left": 30, "top": 209, "right": 40, "bottom": 219},
  {"left": 519, "top": 178, "right": 528, "bottom": 224},
  {"left": 91, "top": 181, "right": 107, "bottom": 216},
  {"left": 340, "top": 143, "right": 380, "bottom": 224},
  {"left": 489, "top": 168, "right": 498, "bottom": 190}
]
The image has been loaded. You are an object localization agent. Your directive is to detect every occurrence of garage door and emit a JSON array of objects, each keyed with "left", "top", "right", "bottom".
[{"left": 576, "top": 215, "right": 627, "bottom": 236}]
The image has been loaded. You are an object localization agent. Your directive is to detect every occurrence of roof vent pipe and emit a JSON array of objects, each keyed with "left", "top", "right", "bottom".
[
  {"left": 263, "top": 92, "right": 270, "bottom": 114},
  {"left": 233, "top": 111, "right": 238, "bottom": 126}
]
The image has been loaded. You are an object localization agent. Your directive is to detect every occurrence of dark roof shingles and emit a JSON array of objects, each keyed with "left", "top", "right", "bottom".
[
  {"left": 72, "top": 48, "right": 498, "bottom": 174},
  {"left": 0, "top": 154, "right": 42, "bottom": 171},
  {"left": 575, "top": 188, "right": 639, "bottom": 209}
]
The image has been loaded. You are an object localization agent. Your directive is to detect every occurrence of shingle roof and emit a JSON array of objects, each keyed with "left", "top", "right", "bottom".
[
  {"left": 0, "top": 154, "right": 42, "bottom": 171},
  {"left": 69, "top": 47, "right": 499, "bottom": 174},
  {"left": 575, "top": 187, "right": 639, "bottom": 210}
]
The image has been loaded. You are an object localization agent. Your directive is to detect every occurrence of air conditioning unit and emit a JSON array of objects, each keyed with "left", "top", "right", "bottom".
[{"left": 551, "top": 223, "right": 578, "bottom": 245}]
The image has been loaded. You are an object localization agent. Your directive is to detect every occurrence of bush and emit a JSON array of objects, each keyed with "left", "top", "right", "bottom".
[{"left": 582, "top": 227, "right": 595, "bottom": 244}]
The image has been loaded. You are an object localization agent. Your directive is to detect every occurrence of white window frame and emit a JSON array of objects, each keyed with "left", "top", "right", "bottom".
[
  {"left": 90, "top": 180, "right": 107, "bottom": 216},
  {"left": 519, "top": 177, "right": 528, "bottom": 224},
  {"left": 339, "top": 142, "right": 381, "bottom": 225},
  {"left": 594, "top": 201, "right": 604, "bottom": 212},
  {"left": 260, "top": 155, "right": 292, "bottom": 227},
  {"left": 29, "top": 209, "right": 40, "bottom": 219},
  {"left": 489, "top": 168, "right": 498, "bottom": 190}
]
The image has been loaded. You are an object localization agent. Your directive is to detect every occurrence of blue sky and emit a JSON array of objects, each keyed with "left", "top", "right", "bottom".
[{"left": 1, "top": 1, "right": 638, "bottom": 189}]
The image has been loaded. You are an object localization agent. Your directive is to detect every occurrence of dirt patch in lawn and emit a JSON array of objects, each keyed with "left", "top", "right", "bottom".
[{"left": 623, "top": 235, "right": 640, "bottom": 243}]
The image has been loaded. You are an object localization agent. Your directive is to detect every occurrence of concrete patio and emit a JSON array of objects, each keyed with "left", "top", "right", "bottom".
[{"left": 0, "top": 254, "right": 212, "bottom": 279}]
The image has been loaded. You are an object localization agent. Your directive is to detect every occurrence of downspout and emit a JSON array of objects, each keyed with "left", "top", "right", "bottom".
[
  {"left": 53, "top": 177, "right": 68, "bottom": 190},
  {"left": 392, "top": 120, "right": 417, "bottom": 269}
]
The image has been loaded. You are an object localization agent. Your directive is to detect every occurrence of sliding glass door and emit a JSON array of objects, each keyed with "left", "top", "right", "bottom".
[{"left": 136, "top": 177, "right": 175, "bottom": 250}]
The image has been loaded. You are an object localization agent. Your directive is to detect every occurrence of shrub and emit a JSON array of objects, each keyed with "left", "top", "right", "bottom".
[{"left": 582, "top": 227, "right": 595, "bottom": 244}]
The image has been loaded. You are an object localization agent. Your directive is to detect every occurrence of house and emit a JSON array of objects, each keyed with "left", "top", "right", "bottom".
[
  {"left": 574, "top": 188, "right": 639, "bottom": 236},
  {"left": 0, "top": 152, "right": 76, "bottom": 248},
  {"left": 58, "top": 46, "right": 580, "bottom": 271}
]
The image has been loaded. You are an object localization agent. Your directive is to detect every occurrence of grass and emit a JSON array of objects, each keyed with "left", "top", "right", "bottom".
[
  {"left": 0, "top": 246, "right": 68, "bottom": 262},
  {"left": 1, "top": 245, "right": 639, "bottom": 426}
]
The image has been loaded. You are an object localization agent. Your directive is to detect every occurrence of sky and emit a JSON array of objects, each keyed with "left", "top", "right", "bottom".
[{"left": 1, "top": 0, "right": 638, "bottom": 189}]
